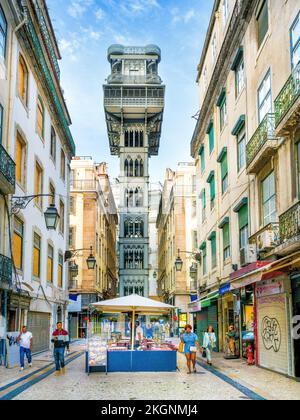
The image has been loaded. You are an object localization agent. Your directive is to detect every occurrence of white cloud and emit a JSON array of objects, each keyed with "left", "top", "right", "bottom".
[
  {"left": 171, "top": 8, "right": 197, "bottom": 25},
  {"left": 67, "top": 0, "right": 94, "bottom": 19},
  {"left": 95, "top": 8, "right": 105, "bottom": 20}
]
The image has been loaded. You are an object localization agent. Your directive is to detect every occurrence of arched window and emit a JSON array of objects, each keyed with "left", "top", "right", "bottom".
[
  {"left": 36, "top": 96, "right": 45, "bottom": 139},
  {"left": 125, "top": 159, "right": 129, "bottom": 177},
  {"left": 18, "top": 55, "right": 29, "bottom": 105},
  {"left": 140, "top": 159, "right": 144, "bottom": 177},
  {"left": 130, "top": 130, "right": 134, "bottom": 147},
  {"left": 0, "top": 5, "right": 7, "bottom": 60},
  {"left": 129, "top": 159, "right": 134, "bottom": 177},
  {"left": 140, "top": 131, "right": 144, "bottom": 147},
  {"left": 135, "top": 187, "right": 144, "bottom": 207},
  {"left": 125, "top": 131, "right": 129, "bottom": 147}
]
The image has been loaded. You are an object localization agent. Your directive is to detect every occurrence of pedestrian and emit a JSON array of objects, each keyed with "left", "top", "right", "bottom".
[
  {"left": 203, "top": 326, "right": 217, "bottom": 366},
  {"left": 51, "top": 322, "right": 70, "bottom": 376},
  {"left": 17, "top": 326, "right": 33, "bottom": 372},
  {"left": 181, "top": 324, "right": 202, "bottom": 374}
]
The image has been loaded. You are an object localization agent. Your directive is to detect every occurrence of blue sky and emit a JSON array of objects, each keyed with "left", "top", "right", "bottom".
[{"left": 47, "top": 0, "right": 214, "bottom": 184}]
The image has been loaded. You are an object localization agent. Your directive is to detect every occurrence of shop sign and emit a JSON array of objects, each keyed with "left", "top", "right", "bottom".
[
  {"left": 179, "top": 313, "right": 187, "bottom": 328},
  {"left": 188, "top": 300, "right": 202, "bottom": 313},
  {"left": 219, "top": 283, "right": 231, "bottom": 296},
  {"left": 256, "top": 280, "right": 284, "bottom": 298}
]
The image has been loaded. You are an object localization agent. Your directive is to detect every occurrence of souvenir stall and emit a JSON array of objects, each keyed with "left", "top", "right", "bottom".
[{"left": 86, "top": 295, "right": 177, "bottom": 374}]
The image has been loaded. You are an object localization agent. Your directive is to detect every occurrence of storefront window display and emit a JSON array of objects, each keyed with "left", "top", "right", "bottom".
[{"left": 241, "top": 286, "right": 255, "bottom": 359}]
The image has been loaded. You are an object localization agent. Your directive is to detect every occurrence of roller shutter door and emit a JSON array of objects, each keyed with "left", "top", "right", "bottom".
[{"left": 27, "top": 312, "right": 50, "bottom": 354}]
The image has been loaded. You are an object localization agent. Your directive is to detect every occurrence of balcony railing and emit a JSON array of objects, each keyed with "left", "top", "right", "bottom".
[
  {"left": 107, "top": 74, "right": 162, "bottom": 85},
  {"left": 279, "top": 201, "right": 300, "bottom": 244},
  {"left": 104, "top": 96, "right": 164, "bottom": 108},
  {"left": 70, "top": 179, "right": 97, "bottom": 191},
  {"left": 249, "top": 223, "right": 280, "bottom": 251},
  {"left": 246, "top": 114, "right": 277, "bottom": 172},
  {"left": 0, "top": 144, "right": 16, "bottom": 194},
  {"left": 0, "top": 254, "right": 13, "bottom": 284},
  {"left": 275, "top": 61, "right": 300, "bottom": 128}
]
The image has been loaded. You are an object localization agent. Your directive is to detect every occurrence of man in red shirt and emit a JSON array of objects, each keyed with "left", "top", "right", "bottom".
[{"left": 51, "top": 322, "right": 70, "bottom": 376}]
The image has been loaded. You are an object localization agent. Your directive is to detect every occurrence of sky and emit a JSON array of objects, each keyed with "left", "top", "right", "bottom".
[{"left": 47, "top": 0, "right": 214, "bottom": 185}]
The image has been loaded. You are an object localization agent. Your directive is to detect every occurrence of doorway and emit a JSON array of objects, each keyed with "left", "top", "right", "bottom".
[{"left": 292, "top": 275, "right": 300, "bottom": 378}]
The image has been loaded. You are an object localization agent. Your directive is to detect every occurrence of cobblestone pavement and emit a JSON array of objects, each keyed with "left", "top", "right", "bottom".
[{"left": 0, "top": 341, "right": 299, "bottom": 400}]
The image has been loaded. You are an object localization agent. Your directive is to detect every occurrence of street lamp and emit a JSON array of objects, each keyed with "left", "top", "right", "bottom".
[
  {"left": 65, "top": 246, "right": 96, "bottom": 271},
  {"left": 44, "top": 204, "right": 60, "bottom": 230},
  {"left": 175, "top": 249, "right": 202, "bottom": 272},
  {"left": 11, "top": 194, "right": 60, "bottom": 231}
]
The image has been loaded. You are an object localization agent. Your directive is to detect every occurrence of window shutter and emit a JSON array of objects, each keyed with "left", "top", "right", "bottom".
[
  {"left": 238, "top": 205, "right": 248, "bottom": 229},
  {"left": 221, "top": 153, "right": 228, "bottom": 180},
  {"left": 210, "top": 176, "right": 215, "bottom": 200},
  {"left": 223, "top": 223, "right": 230, "bottom": 249}
]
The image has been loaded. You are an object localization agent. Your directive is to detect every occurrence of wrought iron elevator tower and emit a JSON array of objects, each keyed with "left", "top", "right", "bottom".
[{"left": 103, "top": 45, "right": 165, "bottom": 297}]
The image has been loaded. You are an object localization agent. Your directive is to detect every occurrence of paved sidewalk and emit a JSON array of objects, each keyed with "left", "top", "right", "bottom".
[{"left": 196, "top": 352, "right": 300, "bottom": 400}]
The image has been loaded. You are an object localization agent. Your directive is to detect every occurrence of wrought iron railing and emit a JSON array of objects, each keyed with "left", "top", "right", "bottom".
[
  {"left": 249, "top": 223, "right": 280, "bottom": 247},
  {"left": 0, "top": 254, "right": 12, "bottom": 284},
  {"left": 108, "top": 74, "right": 162, "bottom": 85},
  {"left": 20, "top": 4, "right": 75, "bottom": 156},
  {"left": 104, "top": 97, "right": 164, "bottom": 107},
  {"left": 246, "top": 114, "right": 277, "bottom": 167},
  {"left": 0, "top": 144, "right": 16, "bottom": 190},
  {"left": 279, "top": 202, "right": 300, "bottom": 244},
  {"left": 274, "top": 62, "right": 300, "bottom": 127},
  {"left": 32, "top": 1, "right": 61, "bottom": 80}
]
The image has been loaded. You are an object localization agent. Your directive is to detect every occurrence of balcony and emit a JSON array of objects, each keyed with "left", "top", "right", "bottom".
[
  {"left": 246, "top": 114, "right": 279, "bottom": 174},
  {"left": 276, "top": 202, "right": 300, "bottom": 256},
  {"left": 0, "top": 144, "right": 16, "bottom": 195},
  {"left": 107, "top": 74, "right": 162, "bottom": 85},
  {"left": 274, "top": 62, "right": 300, "bottom": 136},
  {"left": 104, "top": 96, "right": 165, "bottom": 109},
  {"left": 249, "top": 223, "right": 280, "bottom": 256},
  {"left": 0, "top": 254, "right": 13, "bottom": 285}
]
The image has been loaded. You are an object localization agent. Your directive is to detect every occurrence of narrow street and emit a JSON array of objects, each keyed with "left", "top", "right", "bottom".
[{"left": 0, "top": 342, "right": 299, "bottom": 401}]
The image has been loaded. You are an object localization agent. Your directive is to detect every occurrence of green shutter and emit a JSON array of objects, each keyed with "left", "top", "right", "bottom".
[
  {"left": 223, "top": 223, "right": 230, "bottom": 249},
  {"left": 200, "top": 148, "right": 205, "bottom": 173},
  {"left": 201, "top": 189, "right": 206, "bottom": 209},
  {"left": 209, "top": 125, "right": 214, "bottom": 154},
  {"left": 210, "top": 176, "right": 215, "bottom": 200},
  {"left": 211, "top": 236, "right": 217, "bottom": 267},
  {"left": 221, "top": 153, "right": 228, "bottom": 180},
  {"left": 238, "top": 205, "right": 248, "bottom": 229}
]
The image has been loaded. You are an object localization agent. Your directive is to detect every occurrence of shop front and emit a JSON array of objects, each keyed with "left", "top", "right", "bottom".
[
  {"left": 291, "top": 273, "right": 300, "bottom": 379},
  {"left": 219, "top": 286, "right": 239, "bottom": 358},
  {"left": 240, "top": 285, "right": 255, "bottom": 359},
  {"left": 256, "top": 276, "right": 292, "bottom": 376}
]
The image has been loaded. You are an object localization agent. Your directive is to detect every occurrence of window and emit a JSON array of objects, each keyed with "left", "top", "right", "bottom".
[
  {"left": 60, "top": 149, "right": 66, "bottom": 180},
  {"left": 35, "top": 162, "right": 43, "bottom": 207},
  {"left": 208, "top": 122, "right": 214, "bottom": 154},
  {"left": 222, "top": 222, "right": 231, "bottom": 261},
  {"left": 291, "top": 12, "right": 300, "bottom": 69},
  {"left": 199, "top": 145, "right": 205, "bottom": 174},
  {"left": 18, "top": 56, "right": 28, "bottom": 105},
  {"left": 210, "top": 234, "right": 217, "bottom": 269},
  {"left": 212, "top": 34, "right": 217, "bottom": 63},
  {"left": 207, "top": 172, "right": 216, "bottom": 211},
  {"left": 58, "top": 253, "right": 63, "bottom": 288},
  {"left": 222, "top": 0, "right": 229, "bottom": 26},
  {"left": 257, "top": 0, "right": 269, "bottom": 48},
  {"left": 218, "top": 149, "right": 228, "bottom": 194},
  {"left": 220, "top": 96, "right": 227, "bottom": 131},
  {"left": 70, "top": 195, "right": 76, "bottom": 215},
  {"left": 47, "top": 244, "right": 54, "bottom": 284},
  {"left": 258, "top": 70, "right": 272, "bottom": 123},
  {"left": 50, "top": 127, "right": 56, "bottom": 162},
  {"left": 201, "top": 189, "right": 206, "bottom": 222},
  {"left": 202, "top": 245, "right": 207, "bottom": 276},
  {"left": 69, "top": 227, "right": 75, "bottom": 248},
  {"left": 49, "top": 183, "right": 55, "bottom": 206},
  {"left": 262, "top": 171, "right": 277, "bottom": 226},
  {"left": 238, "top": 205, "right": 249, "bottom": 249},
  {"left": 235, "top": 56, "right": 245, "bottom": 97},
  {"left": 0, "top": 5, "right": 7, "bottom": 60},
  {"left": 36, "top": 96, "right": 45, "bottom": 139},
  {"left": 33, "top": 233, "right": 41, "bottom": 279},
  {"left": 13, "top": 217, "right": 24, "bottom": 271},
  {"left": 237, "top": 128, "right": 246, "bottom": 171},
  {"left": 59, "top": 200, "right": 65, "bottom": 235},
  {"left": 15, "top": 132, "right": 26, "bottom": 187}
]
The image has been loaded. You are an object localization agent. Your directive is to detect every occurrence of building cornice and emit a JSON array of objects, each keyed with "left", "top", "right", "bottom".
[{"left": 191, "top": 0, "right": 256, "bottom": 158}]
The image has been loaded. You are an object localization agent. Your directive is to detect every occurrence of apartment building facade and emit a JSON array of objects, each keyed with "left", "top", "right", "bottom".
[
  {"left": 0, "top": 0, "right": 75, "bottom": 357},
  {"left": 157, "top": 163, "right": 197, "bottom": 336},
  {"left": 68, "top": 157, "right": 118, "bottom": 339},
  {"left": 191, "top": 0, "right": 300, "bottom": 377}
]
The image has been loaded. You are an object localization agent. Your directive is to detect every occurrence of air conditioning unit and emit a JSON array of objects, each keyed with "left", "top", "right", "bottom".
[
  {"left": 240, "top": 245, "right": 257, "bottom": 267},
  {"left": 257, "top": 230, "right": 277, "bottom": 252}
]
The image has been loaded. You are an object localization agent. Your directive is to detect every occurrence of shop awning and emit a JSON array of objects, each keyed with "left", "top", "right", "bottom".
[
  {"left": 188, "top": 290, "right": 219, "bottom": 312},
  {"left": 230, "top": 251, "right": 300, "bottom": 290}
]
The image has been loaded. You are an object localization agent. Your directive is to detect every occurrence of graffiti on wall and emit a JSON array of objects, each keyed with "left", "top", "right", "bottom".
[{"left": 261, "top": 317, "right": 282, "bottom": 353}]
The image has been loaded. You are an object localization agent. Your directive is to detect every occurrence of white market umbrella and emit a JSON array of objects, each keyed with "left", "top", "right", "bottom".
[{"left": 91, "top": 294, "right": 175, "bottom": 350}]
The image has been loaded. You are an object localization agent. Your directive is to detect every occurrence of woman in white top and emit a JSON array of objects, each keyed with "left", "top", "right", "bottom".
[{"left": 203, "top": 326, "right": 217, "bottom": 366}]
